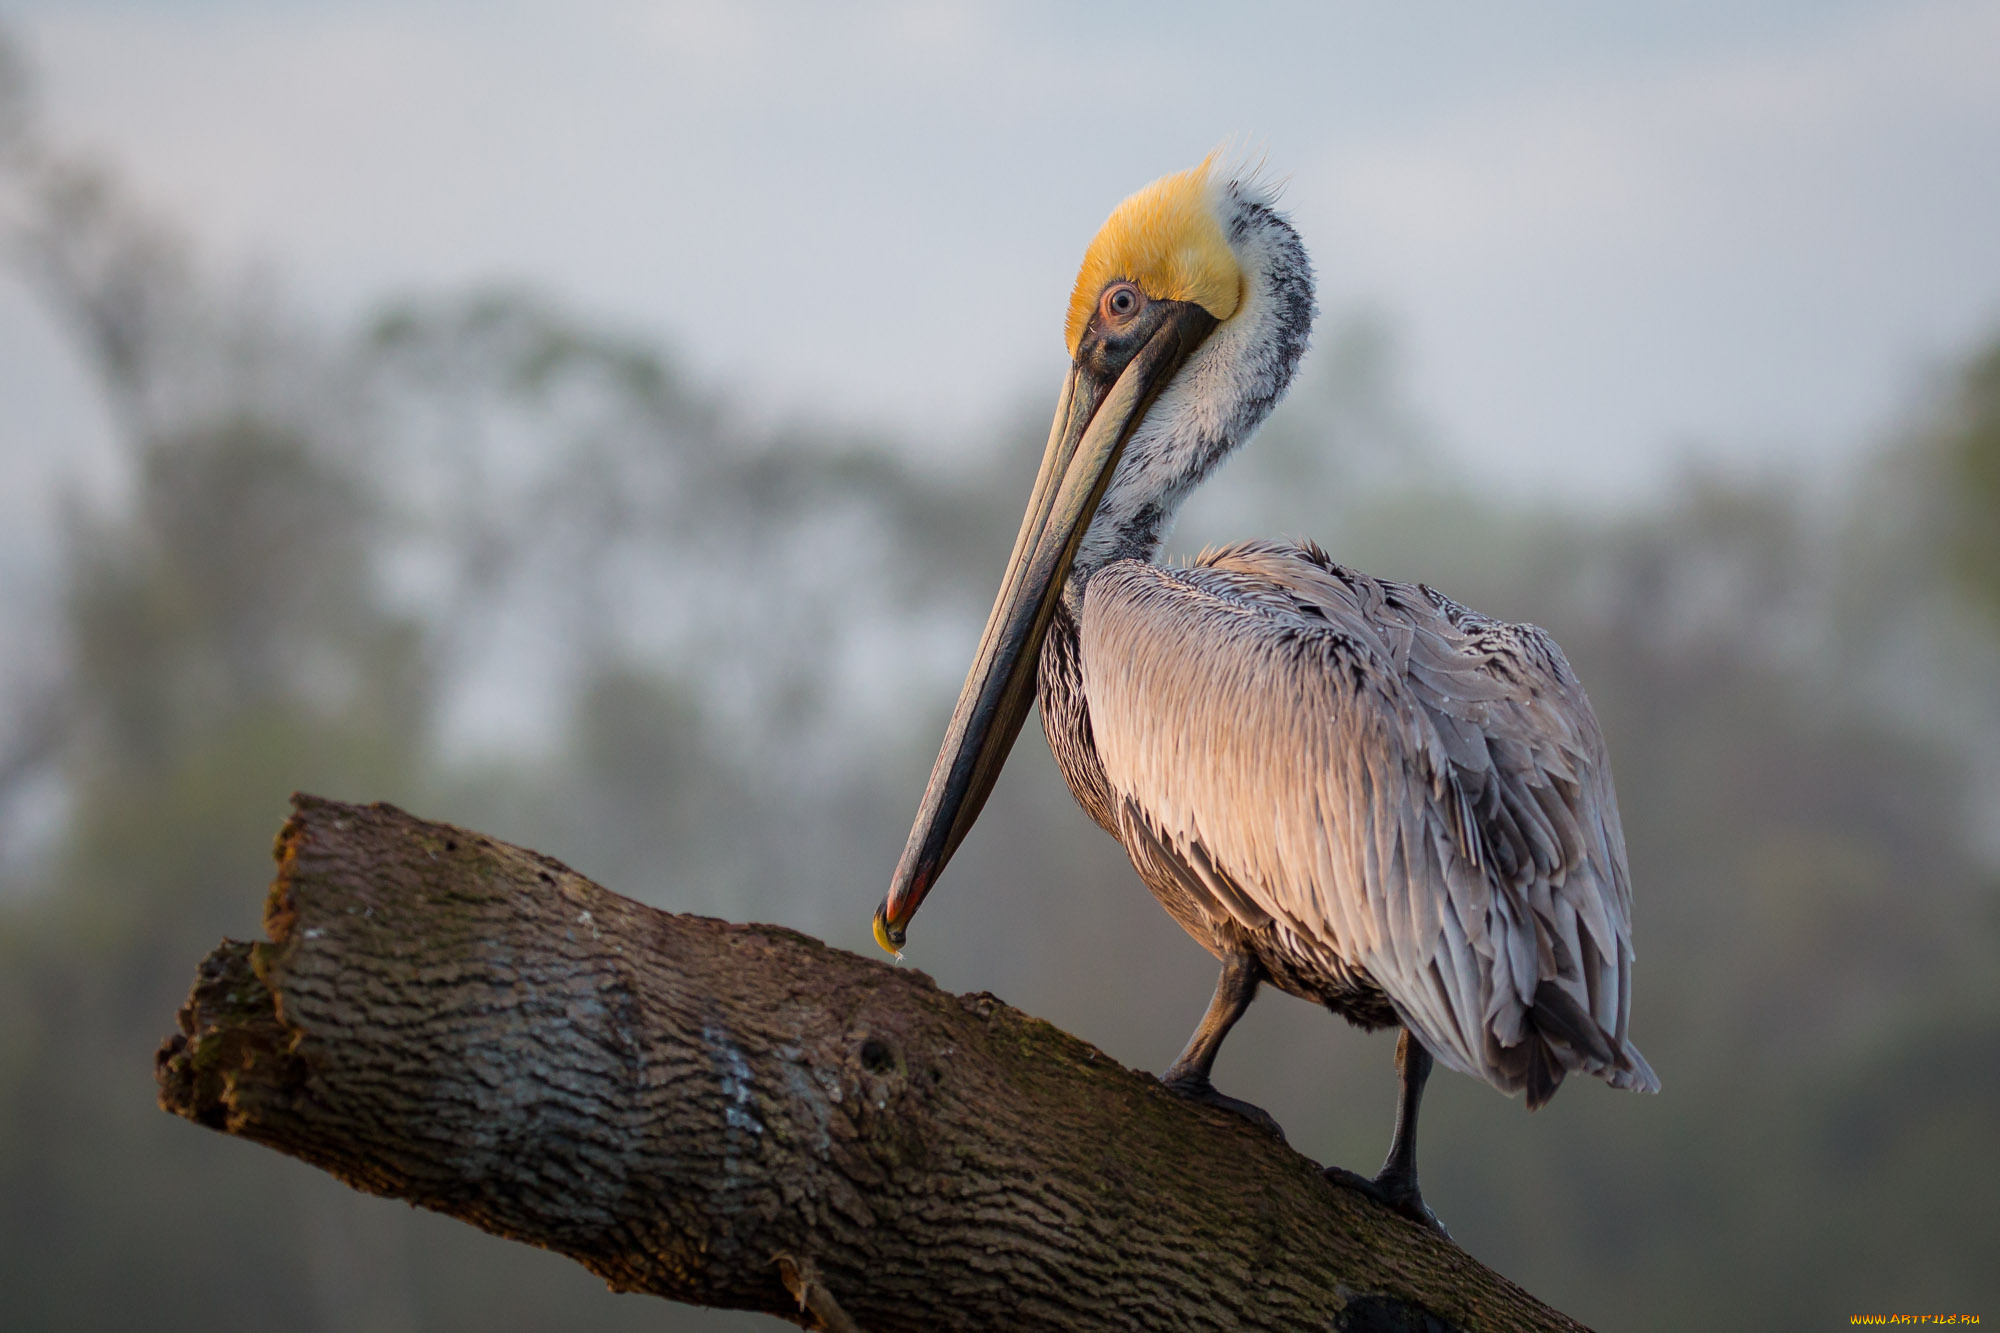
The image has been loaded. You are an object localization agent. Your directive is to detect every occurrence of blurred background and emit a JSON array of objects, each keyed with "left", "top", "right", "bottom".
[{"left": 1, "top": 3, "right": 1997, "bottom": 1330}]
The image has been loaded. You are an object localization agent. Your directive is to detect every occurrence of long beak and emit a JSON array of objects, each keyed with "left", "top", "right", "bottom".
[{"left": 874, "top": 302, "right": 1216, "bottom": 954}]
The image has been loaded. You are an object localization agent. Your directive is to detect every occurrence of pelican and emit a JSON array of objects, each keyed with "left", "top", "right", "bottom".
[{"left": 873, "top": 155, "right": 1657, "bottom": 1232}]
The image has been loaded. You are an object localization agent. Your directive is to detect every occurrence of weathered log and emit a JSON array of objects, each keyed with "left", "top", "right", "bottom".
[{"left": 156, "top": 793, "right": 1589, "bottom": 1332}]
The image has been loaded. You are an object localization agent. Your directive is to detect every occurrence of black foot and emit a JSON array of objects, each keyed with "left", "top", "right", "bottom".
[
  {"left": 1322, "top": 1165, "right": 1452, "bottom": 1240},
  {"left": 1160, "top": 1072, "right": 1287, "bottom": 1142}
]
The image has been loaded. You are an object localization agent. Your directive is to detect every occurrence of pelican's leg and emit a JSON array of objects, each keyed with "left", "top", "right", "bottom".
[
  {"left": 1159, "top": 953, "right": 1284, "bottom": 1140},
  {"left": 1325, "top": 1029, "right": 1450, "bottom": 1238},
  {"left": 1376, "top": 1029, "right": 1440, "bottom": 1222}
]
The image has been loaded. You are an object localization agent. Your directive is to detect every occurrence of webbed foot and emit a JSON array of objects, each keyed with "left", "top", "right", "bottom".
[
  {"left": 1322, "top": 1165, "right": 1452, "bottom": 1240},
  {"left": 1160, "top": 1071, "right": 1287, "bottom": 1142}
]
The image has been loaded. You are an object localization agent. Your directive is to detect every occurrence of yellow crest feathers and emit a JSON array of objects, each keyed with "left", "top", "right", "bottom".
[{"left": 1064, "top": 155, "right": 1244, "bottom": 356}]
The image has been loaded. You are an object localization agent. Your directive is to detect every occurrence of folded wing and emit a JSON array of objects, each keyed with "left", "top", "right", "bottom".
[{"left": 1080, "top": 540, "right": 1657, "bottom": 1105}]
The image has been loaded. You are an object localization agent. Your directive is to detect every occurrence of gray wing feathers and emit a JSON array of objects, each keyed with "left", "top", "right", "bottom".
[{"left": 1080, "top": 540, "right": 1657, "bottom": 1104}]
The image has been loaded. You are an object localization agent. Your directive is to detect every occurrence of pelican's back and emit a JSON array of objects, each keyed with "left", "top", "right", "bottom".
[{"left": 1080, "top": 539, "right": 1658, "bottom": 1107}]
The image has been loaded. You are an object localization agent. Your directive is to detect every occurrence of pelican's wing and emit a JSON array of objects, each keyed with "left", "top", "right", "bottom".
[{"left": 1080, "top": 539, "right": 1657, "bottom": 1105}]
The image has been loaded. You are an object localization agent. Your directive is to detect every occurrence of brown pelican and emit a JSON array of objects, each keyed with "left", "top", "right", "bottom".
[{"left": 873, "top": 155, "right": 1657, "bottom": 1232}]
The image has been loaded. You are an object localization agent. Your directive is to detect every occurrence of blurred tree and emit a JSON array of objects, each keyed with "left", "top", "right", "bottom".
[
  {"left": 0, "top": 30, "right": 769, "bottom": 1329},
  {"left": 1932, "top": 335, "right": 2000, "bottom": 627}
]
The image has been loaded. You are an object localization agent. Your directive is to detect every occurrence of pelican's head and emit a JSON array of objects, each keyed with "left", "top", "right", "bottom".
[{"left": 875, "top": 155, "right": 1315, "bottom": 955}]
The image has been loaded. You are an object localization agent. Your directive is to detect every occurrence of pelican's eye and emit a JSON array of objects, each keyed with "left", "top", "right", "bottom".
[{"left": 1100, "top": 282, "right": 1144, "bottom": 322}]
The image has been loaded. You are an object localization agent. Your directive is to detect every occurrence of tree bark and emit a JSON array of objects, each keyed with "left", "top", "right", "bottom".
[{"left": 156, "top": 793, "right": 1590, "bottom": 1333}]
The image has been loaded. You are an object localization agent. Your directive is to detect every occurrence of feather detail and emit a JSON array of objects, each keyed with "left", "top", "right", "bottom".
[{"left": 1070, "top": 540, "right": 1658, "bottom": 1104}]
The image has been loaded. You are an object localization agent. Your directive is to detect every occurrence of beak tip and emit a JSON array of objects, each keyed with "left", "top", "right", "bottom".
[{"left": 871, "top": 905, "right": 907, "bottom": 960}]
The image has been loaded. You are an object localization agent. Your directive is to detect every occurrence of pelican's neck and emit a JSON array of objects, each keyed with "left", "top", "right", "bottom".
[{"left": 1062, "top": 188, "right": 1313, "bottom": 615}]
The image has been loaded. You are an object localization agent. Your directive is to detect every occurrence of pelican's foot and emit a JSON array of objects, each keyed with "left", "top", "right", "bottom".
[
  {"left": 1322, "top": 1165, "right": 1452, "bottom": 1240},
  {"left": 1159, "top": 1071, "right": 1287, "bottom": 1142}
]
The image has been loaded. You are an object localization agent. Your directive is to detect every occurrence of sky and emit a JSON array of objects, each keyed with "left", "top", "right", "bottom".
[{"left": 3, "top": 0, "right": 1999, "bottom": 574}]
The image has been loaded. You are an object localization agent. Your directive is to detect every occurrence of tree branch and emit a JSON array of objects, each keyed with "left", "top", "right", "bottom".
[{"left": 156, "top": 793, "right": 1590, "bottom": 1333}]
